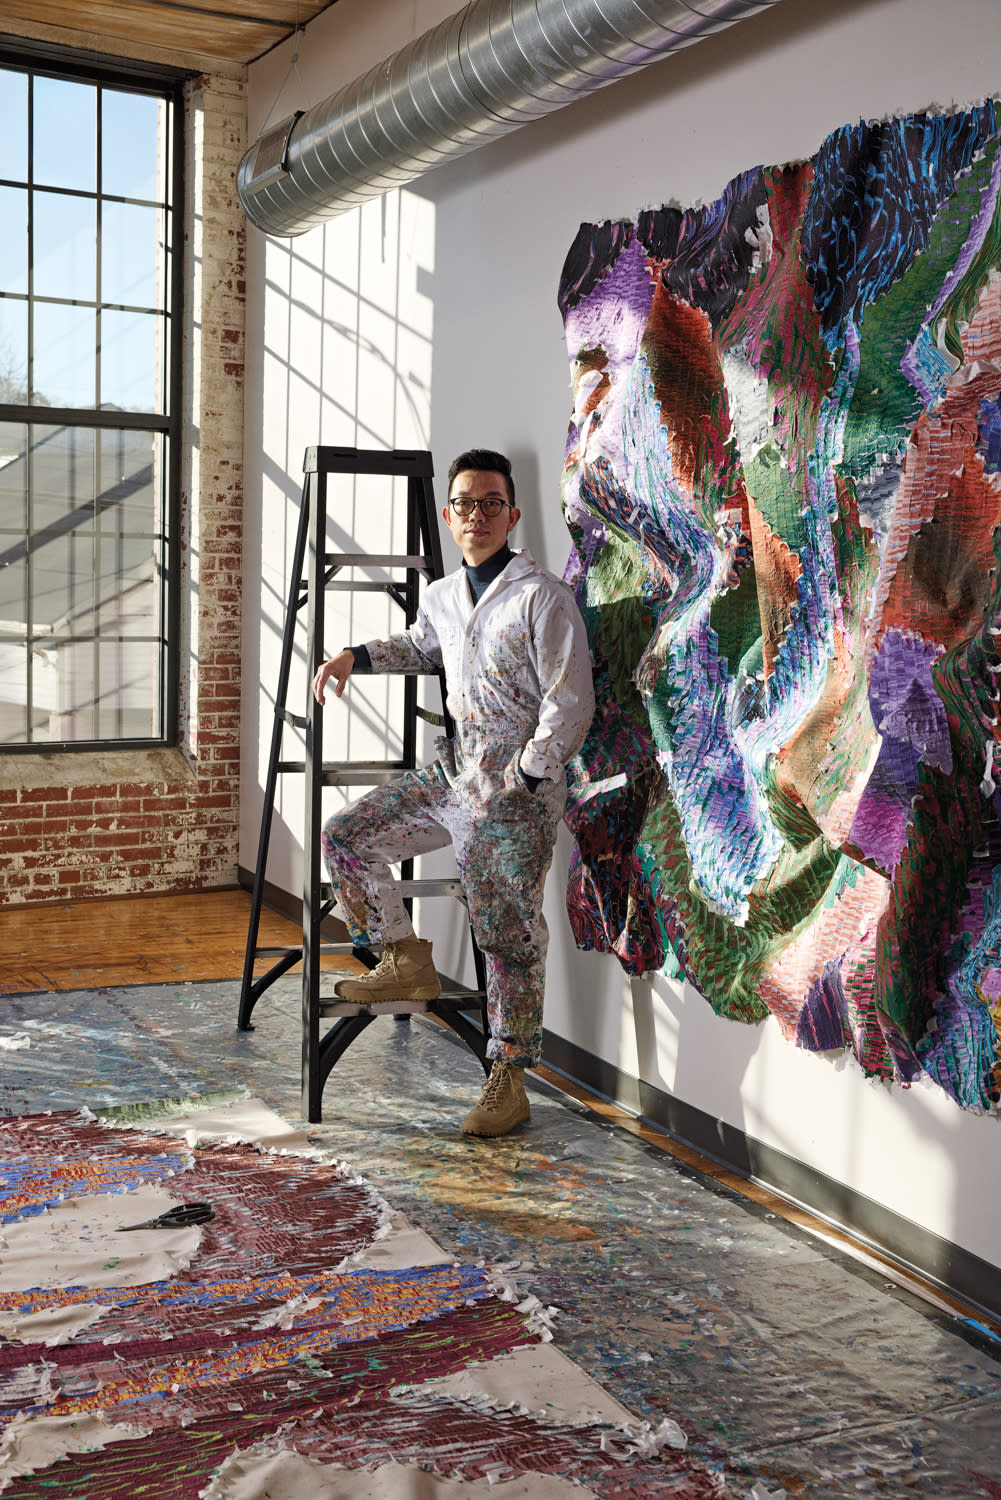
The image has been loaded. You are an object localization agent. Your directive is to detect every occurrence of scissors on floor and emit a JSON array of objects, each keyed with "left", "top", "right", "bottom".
[{"left": 118, "top": 1202, "right": 215, "bottom": 1231}]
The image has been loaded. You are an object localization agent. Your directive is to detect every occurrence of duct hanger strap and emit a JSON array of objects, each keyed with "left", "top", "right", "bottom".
[{"left": 238, "top": 0, "right": 784, "bottom": 236}]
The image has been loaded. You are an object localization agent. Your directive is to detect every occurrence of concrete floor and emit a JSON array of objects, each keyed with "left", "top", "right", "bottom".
[{"left": 3, "top": 973, "right": 1001, "bottom": 1497}]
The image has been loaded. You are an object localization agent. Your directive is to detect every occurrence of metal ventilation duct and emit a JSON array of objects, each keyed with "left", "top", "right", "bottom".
[{"left": 238, "top": 0, "right": 782, "bottom": 237}]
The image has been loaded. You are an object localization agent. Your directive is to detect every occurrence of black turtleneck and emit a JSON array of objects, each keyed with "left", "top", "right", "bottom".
[{"left": 463, "top": 542, "right": 514, "bottom": 604}]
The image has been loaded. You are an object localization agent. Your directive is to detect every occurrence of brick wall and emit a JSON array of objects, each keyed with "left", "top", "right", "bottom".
[
  {"left": 0, "top": 760, "right": 240, "bottom": 903},
  {"left": 0, "top": 71, "right": 248, "bottom": 907}
]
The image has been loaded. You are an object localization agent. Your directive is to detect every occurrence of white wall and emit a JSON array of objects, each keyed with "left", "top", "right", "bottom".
[{"left": 243, "top": 0, "right": 1001, "bottom": 1266}]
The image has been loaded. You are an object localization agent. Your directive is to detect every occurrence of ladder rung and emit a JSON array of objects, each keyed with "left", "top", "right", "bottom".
[
  {"left": 324, "top": 553, "right": 431, "bottom": 569},
  {"left": 324, "top": 581, "right": 412, "bottom": 593},
  {"left": 317, "top": 988, "right": 485, "bottom": 1017},
  {"left": 399, "top": 878, "right": 466, "bottom": 901},
  {"left": 321, "top": 768, "right": 408, "bottom": 785},
  {"left": 315, "top": 880, "right": 466, "bottom": 902},
  {"left": 323, "top": 759, "right": 407, "bottom": 770},
  {"left": 279, "top": 711, "right": 440, "bottom": 731},
  {"left": 276, "top": 761, "right": 409, "bottom": 779}
]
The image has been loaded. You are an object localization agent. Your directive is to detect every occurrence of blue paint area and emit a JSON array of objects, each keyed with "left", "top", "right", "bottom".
[
  {"left": 978, "top": 395, "right": 1001, "bottom": 472},
  {"left": 803, "top": 105, "right": 999, "bottom": 342},
  {"left": 1, "top": 1151, "right": 191, "bottom": 1224}
]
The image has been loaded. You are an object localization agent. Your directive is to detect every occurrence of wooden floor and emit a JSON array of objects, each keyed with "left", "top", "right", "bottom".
[
  {"left": 0, "top": 887, "right": 339, "bottom": 996},
  {"left": 1, "top": 887, "right": 994, "bottom": 1334}
]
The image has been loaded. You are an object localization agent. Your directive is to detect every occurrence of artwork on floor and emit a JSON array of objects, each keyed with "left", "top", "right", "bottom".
[
  {"left": 0, "top": 1099, "right": 711, "bottom": 1498},
  {"left": 559, "top": 100, "right": 1001, "bottom": 1112}
]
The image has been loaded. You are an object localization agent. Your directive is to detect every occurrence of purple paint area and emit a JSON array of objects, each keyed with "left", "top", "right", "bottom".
[
  {"left": 798, "top": 957, "right": 923, "bottom": 1081},
  {"left": 871, "top": 1012, "right": 923, "bottom": 1083},
  {"left": 918, "top": 986, "right": 1001, "bottom": 1109},
  {"left": 978, "top": 395, "right": 1001, "bottom": 472},
  {"left": 564, "top": 235, "right": 655, "bottom": 379},
  {"left": 564, "top": 236, "right": 657, "bottom": 483},
  {"left": 798, "top": 961, "right": 851, "bottom": 1051},
  {"left": 869, "top": 629, "right": 952, "bottom": 773},
  {"left": 848, "top": 734, "right": 921, "bottom": 873}
]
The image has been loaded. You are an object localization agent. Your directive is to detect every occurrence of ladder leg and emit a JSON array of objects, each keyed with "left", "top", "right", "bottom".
[
  {"left": 318, "top": 1013, "right": 378, "bottom": 1089},
  {"left": 238, "top": 485, "right": 311, "bottom": 1031},
  {"left": 470, "top": 929, "right": 490, "bottom": 1052},
  {"left": 303, "top": 469, "right": 327, "bottom": 1122}
]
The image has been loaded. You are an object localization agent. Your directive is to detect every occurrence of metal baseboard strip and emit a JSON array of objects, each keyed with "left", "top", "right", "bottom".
[{"left": 540, "top": 1027, "right": 1001, "bottom": 1331}]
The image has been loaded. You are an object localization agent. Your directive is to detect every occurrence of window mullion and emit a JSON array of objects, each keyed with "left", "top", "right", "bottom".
[{"left": 0, "top": 57, "right": 181, "bottom": 753}]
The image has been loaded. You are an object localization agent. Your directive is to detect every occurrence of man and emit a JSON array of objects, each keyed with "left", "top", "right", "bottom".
[{"left": 311, "top": 448, "right": 594, "bottom": 1137}]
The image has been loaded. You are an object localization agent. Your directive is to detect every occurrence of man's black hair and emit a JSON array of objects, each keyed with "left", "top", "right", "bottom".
[{"left": 447, "top": 449, "right": 515, "bottom": 506}]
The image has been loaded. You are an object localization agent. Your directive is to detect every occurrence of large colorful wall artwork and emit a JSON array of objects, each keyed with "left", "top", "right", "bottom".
[{"left": 560, "top": 102, "right": 1001, "bottom": 1113}]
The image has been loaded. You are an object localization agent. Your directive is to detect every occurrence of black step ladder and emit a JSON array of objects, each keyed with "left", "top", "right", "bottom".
[{"left": 237, "top": 446, "right": 489, "bottom": 1123}]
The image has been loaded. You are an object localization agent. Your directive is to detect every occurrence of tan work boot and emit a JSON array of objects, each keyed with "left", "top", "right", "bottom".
[
  {"left": 333, "top": 937, "right": 440, "bottom": 1004},
  {"left": 461, "top": 1060, "right": 530, "bottom": 1137}
]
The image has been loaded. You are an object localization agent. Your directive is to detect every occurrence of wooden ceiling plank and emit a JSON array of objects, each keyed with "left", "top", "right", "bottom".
[
  {"left": 114, "top": 0, "right": 288, "bottom": 31},
  {"left": 148, "top": 0, "right": 333, "bottom": 19},
  {"left": 0, "top": 0, "right": 338, "bottom": 70},
  {"left": 1, "top": 0, "right": 281, "bottom": 63},
  {"left": 0, "top": 15, "right": 246, "bottom": 76}
]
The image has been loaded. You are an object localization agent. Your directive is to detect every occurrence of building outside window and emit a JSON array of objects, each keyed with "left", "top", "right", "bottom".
[{"left": 0, "top": 54, "right": 183, "bottom": 749}]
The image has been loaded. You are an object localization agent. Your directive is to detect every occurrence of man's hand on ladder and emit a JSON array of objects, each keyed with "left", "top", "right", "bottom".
[{"left": 312, "top": 649, "right": 355, "bottom": 703}]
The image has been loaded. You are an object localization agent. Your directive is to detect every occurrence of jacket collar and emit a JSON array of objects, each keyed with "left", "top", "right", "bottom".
[{"left": 452, "top": 547, "right": 537, "bottom": 615}]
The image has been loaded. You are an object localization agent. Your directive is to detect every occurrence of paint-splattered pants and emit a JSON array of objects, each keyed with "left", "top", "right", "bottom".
[{"left": 320, "top": 737, "right": 566, "bottom": 1067}]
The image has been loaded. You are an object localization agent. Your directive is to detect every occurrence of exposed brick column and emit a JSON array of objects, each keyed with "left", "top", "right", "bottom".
[{"left": 178, "top": 71, "right": 248, "bottom": 881}]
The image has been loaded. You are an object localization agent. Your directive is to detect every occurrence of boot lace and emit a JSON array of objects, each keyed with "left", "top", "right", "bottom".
[
  {"left": 479, "top": 1061, "right": 515, "bottom": 1108},
  {"left": 367, "top": 943, "right": 401, "bottom": 979}
]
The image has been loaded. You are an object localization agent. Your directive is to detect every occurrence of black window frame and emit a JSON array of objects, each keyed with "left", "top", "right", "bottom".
[{"left": 0, "top": 40, "right": 190, "bottom": 755}]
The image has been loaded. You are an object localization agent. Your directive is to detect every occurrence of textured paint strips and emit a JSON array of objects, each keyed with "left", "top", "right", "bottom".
[
  {"left": 560, "top": 102, "right": 1001, "bottom": 1112},
  {"left": 0, "top": 1110, "right": 722, "bottom": 1498}
]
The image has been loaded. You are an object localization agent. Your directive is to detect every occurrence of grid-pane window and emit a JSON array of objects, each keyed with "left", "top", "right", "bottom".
[{"left": 0, "top": 59, "right": 180, "bottom": 749}]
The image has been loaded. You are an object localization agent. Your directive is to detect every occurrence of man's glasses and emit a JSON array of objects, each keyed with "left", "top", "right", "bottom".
[{"left": 449, "top": 497, "right": 511, "bottom": 518}]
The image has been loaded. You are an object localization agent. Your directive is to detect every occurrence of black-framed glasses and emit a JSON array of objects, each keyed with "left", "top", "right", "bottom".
[{"left": 449, "top": 496, "right": 511, "bottom": 518}]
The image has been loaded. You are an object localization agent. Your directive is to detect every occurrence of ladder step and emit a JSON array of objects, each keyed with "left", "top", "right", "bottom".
[
  {"left": 318, "top": 987, "right": 485, "bottom": 1018},
  {"left": 324, "top": 553, "right": 432, "bottom": 570},
  {"left": 279, "top": 709, "right": 443, "bottom": 732},
  {"left": 276, "top": 761, "right": 409, "bottom": 782},
  {"left": 323, "top": 581, "right": 412, "bottom": 593},
  {"left": 317, "top": 879, "right": 466, "bottom": 902},
  {"left": 304, "top": 445, "right": 433, "bottom": 477},
  {"left": 321, "top": 770, "right": 407, "bottom": 786},
  {"left": 400, "top": 878, "right": 466, "bottom": 900}
]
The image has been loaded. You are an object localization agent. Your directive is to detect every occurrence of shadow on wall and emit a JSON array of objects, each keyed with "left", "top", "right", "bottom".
[
  {"left": 247, "top": 188, "right": 440, "bottom": 895},
  {"left": 507, "top": 448, "right": 544, "bottom": 558}
]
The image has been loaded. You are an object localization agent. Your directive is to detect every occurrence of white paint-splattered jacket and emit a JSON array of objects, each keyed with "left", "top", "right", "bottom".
[{"left": 365, "top": 550, "right": 594, "bottom": 792}]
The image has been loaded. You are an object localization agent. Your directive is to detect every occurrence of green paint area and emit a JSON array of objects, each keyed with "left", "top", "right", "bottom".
[
  {"left": 636, "top": 771, "right": 850, "bottom": 1023},
  {"left": 743, "top": 446, "right": 810, "bottom": 553},
  {"left": 709, "top": 561, "right": 762, "bottom": 680},
  {"left": 585, "top": 530, "right": 658, "bottom": 730}
]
